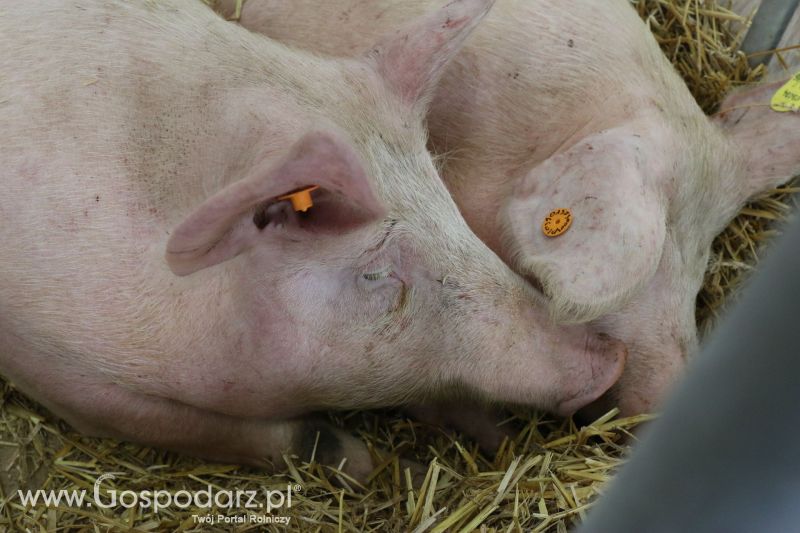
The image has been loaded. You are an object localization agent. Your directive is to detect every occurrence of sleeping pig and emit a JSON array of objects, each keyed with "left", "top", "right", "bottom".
[
  {"left": 0, "top": 0, "right": 626, "bottom": 479},
  {"left": 216, "top": 0, "right": 800, "bottom": 418}
]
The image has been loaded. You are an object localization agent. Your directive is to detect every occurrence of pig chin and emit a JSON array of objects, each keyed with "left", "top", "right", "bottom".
[
  {"left": 576, "top": 387, "right": 661, "bottom": 428},
  {"left": 574, "top": 388, "right": 624, "bottom": 425},
  {"left": 575, "top": 346, "right": 687, "bottom": 423}
]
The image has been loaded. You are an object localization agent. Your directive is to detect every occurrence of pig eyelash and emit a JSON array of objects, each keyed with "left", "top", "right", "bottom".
[{"left": 363, "top": 267, "right": 393, "bottom": 281}]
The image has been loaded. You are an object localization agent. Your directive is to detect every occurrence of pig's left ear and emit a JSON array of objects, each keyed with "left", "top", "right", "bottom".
[
  {"left": 366, "top": 0, "right": 494, "bottom": 108},
  {"left": 505, "top": 129, "right": 667, "bottom": 323},
  {"left": 713, "top": 78, "right": 800, "bottom": 200},
  {"left": 165, "top": 129, "right": 385, "bottom": 276}
]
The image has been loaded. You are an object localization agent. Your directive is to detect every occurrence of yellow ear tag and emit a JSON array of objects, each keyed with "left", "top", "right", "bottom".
[
  {"left": 542, "top": 208, "right": 572, "bottom": 238},
  {"left": 277, "top": 185, "right": 320, "bottom": 212},
  {"left": 770, "top": 73, "right": 800, "bottom": 113}
]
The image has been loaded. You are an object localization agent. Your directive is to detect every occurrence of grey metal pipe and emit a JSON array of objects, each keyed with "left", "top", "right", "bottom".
[
  {"left": 577, "top": 213, "right": 800, "bottom": 533},
  {"left": 742, "top": 0, "right": 800, "bottom": 67}
]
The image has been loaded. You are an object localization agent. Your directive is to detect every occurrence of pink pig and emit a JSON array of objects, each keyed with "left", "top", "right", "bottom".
[
  {"left": 0, "top": 0, "right": 627, "bottom": 478},
  {"left": 217, "top": 0, "right": 800, "bottom": 417}
]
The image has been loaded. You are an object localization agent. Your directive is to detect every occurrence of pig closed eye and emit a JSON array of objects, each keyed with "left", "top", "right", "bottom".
[
  {"left": 358, "top": 265, "right": 407, "bottom": 317},
  {"left": 363, "top": 267, "right": 393, "bottom": 281}
]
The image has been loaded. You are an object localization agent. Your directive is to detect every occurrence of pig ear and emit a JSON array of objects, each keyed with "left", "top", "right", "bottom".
[
  {"left": 505, "top": 129, "right": 667, "bottom": 323},
  {"left": 366, "top": 0, "right": 493, "bottom": 107},
  {"left": 165, "top": 130, "right": 385, "bottom": 276},
  {"left": 713, "top": 78, "right": 800, "bottom": 200}
]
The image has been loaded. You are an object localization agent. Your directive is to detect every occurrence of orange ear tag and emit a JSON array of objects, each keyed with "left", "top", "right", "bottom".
[
  {"left": 277, "top": 185, "right": 320, "bottom": 212},
  {"left": 542, "top": 208, "right": 572, "bottom": 237}
]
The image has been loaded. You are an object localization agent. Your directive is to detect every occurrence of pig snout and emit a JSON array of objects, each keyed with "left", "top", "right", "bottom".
[
  {"left": 458, "top": 281, "right": 628, "bottom": 415},
  {"left": 576, "top": 342, "right": 687, "bottom": 422},
  {"left": 551, "top": 332, "right": 628, "bottom": 417}
]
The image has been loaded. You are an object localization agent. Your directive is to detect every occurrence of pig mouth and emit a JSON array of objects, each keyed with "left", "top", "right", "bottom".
[{"left": 573, "top": 388, "right": 622, "bottom": 426}]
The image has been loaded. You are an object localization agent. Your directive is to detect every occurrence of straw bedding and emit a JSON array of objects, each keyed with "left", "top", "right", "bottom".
[{"left": 1, "top": 1, "right": 797, "bottom": 531}]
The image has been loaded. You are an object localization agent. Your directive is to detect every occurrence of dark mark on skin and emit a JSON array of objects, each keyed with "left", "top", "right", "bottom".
[
  {"left": 293, "top": 419, "right": 342, "bottom": 466},
  {"left": 253, "top": 207, "right": 269, "bottom": 230},
  {"left": 731, "top": 111, "right": 747, "bottom": 127},
  {"left": 393, "top": 280, "right": 408, "bottom": 313}
]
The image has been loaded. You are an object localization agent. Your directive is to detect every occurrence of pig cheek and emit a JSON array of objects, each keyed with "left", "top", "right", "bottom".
[
  {"left": 237, "top": 282, "right": 302, "bottom": 371},
  {"left": 284, "top": 268, "right": 405, "bottom": 343},
  {"left": 275, "top": 269, "right": 353, "bottom": 337},
  {"left": 232, "top": 268, "right": 340, "bottom": 365}
]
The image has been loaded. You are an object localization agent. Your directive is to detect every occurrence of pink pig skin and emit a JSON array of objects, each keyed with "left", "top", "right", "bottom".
[
  {"left": 217, "top": 0, "right": 800, "bottom": 417},
  {"left": 0, "top": 0, "right": 626, "bottom": 478}
]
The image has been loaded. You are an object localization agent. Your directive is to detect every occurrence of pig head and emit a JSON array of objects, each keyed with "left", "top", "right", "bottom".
[
  {"left": 0, "top": 0, "right": 625, "bottom": 475},
  {"left": 503, "top": 40, "right": 800, "bottom": 417},
  {"left": 218, "top": 0, "right": 800, "bottom": 416}
]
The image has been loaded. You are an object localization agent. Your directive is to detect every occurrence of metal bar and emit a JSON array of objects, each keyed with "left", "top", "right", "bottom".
[
  {"left": 577, "top": 214, "right": 800, "bottom": 533},
  {"left": 741, "top": 0, "right": 800, "bottom": 66}
]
